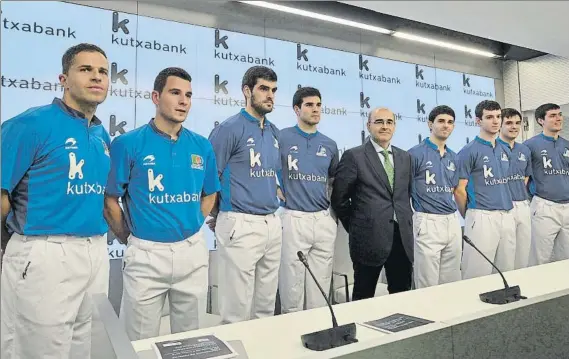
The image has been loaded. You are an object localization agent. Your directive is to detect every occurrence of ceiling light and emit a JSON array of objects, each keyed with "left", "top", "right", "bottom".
[
  {"left": 393, "top": 32, "right": 500, "bottom": 58},
  {"left": 238, "top": 1, "right": 392, "bottom": 35}
]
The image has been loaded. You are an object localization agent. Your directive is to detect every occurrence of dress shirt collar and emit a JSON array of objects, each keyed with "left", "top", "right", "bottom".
[{"left": 370, "top": 138, "right": 392, "bottom": 154}]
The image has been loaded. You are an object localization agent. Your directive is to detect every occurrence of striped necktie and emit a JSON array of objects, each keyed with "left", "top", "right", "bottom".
[{"left": 381, "top": 148, "right": 394, "bottom": 190}]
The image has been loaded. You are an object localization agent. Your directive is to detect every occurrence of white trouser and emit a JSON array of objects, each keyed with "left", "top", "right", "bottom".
[
  {"left": 529, "top": 196, "right": 569, "bottom": 266},
  {"left": 120, "top": 232, "right": 209, "bottom": 341},
  {"left": 1, "top": 233, "right": 109, "bottom": 359},
  {"left": 279, "top": 208, "right": 337, "bottom": 313},
  {"left": 215, "top": 211, "right": 282, "bottom": 324},
  {"left": 512, "top": 200, "right": 531, "bottom": 269},
  {"left": 413, "top": 212, "right": 462, "bottom": 288},
  {"left": 462, "top": 209, "right": 516, "bottom": 280}
]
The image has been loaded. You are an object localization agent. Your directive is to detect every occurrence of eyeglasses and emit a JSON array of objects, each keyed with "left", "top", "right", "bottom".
[{"left": 370, "top": 119, "right": 395, "bottom": 126}]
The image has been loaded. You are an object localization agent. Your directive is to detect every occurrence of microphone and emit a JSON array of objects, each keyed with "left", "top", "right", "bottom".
[
  {"left": 296, "top": 251, "right": 358, "bottom": 351},
  {"left": 462, "top": 236, "right": 526, "bottom": 304}
]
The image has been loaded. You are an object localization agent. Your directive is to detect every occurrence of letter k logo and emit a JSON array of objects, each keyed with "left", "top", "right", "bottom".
[
  {"left": 360, "top": 92, "right": 370, "bottom": 109},
  {"left": 297, "top": 44, "right": 308, "bottom": 61},
  {"left": 415, "top": 65, "right": 424, "bottom": 80},
  {"left": 464, "top": 105, "right": 472, "bottom": 119},
  {"left": 112, "top": 11, "right": 129, "bottom": 34},
  {"left": 111, "top": 63, "right": 128, "bottom": 85},
  {"left": 425, "top": 170, "right": 436, "bottom": 185},
  {"left": 543, "top": 156, "right": 552, "bottom": 169},
  {"left": 288, "top": 155, "right": 299, "bottom": 171},
  {"left": 483, "top": 165, "right": 494, "bottom": 178},
  {"left": 417, "top": 99, "right": 425, "bottom": 114},
  {"left": 214, "top": 29, "right": 228, "bottom": 49},
  {"left": 250, "top": 148, "right": 262, "bottom": 168},
  {"left": 463, "top": 74, "right": 471, "bottom": 87},
  {"left": 214, "top": 74, "right": 228, "bottom": 94},
  {"left": 359, "top": 55, "right": 369, "bottom": 71}
]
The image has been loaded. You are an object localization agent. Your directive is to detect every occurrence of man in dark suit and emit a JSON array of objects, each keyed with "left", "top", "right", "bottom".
[{"left": 331, "top": 107, "right": 413, "bottom": 300}]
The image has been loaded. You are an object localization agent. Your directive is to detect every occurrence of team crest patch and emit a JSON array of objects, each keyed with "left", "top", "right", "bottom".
[
  {"left": 518, "top": 152, "right": 526, "bottom": 161},
  {"left": 191, "top": 154, "right": 204, "bottom": 170},
  {"left": 446, "top": 161, "right": 456, "bottom": 171},
  {"left": 564, "top": 148, "right": 569, "bottom": 158},
  {"left": 316, "top": 145, "right": 327, "bottom": 157},
  {"left": 501, "top": 152, "right": 509, "bottom": 161},
  {"left": 273, "top": 137, "right": 279, "bottom": 149}
]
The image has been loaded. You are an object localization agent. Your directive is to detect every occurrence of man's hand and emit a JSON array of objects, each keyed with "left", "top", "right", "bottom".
[
  {"left": 206, "top": 216, "right": 217, "bottom": 232},
  {"left": 277, "top": 186, "right": 285, "bottom": 202}
]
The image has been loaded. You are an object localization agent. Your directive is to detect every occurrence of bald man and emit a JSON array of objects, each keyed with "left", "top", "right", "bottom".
[{"left": 332, "top": 108, "right": 414, "bottom": 300}]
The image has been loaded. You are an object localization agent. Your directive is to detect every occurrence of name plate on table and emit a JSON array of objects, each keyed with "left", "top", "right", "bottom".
[
  {"left": 360, "top": 313, "right": 434, "bottom": 334},
  {"left": 152, "top": 335, "right": 239, "bottom": 359}
]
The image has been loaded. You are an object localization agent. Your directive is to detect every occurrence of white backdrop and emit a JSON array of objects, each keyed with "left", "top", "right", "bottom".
[{"left": 0, "top": 1, "right": 496, "bottom": 259}]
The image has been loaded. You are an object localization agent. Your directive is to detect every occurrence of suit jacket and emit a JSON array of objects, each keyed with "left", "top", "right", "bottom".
[{"left": 331, "top": 140, "right": 414, "bottom": 267}]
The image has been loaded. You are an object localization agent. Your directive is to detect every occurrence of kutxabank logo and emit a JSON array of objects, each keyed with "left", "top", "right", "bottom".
[
  {"left": 358, "top": 55, "right": 401, "bottom": 84},
  {"left": 214, "top": 29, "right": 275, "bottom": 66},
  {"left": 415, "top": 65, "right": 451, "bottom": 92},
  {"left": 213, "top": 74, "right": 245, "bottom": 108},
  {"left": 112, "top": 12, "right": 187, "bottom": 54},
  {"left": 1, "top": 10, "right": 76, "bottom": 38},
  {"left": 462, "top": 74, "right": 493, "bottom": 98},
  {"left": 296, "top": 44, "right": 346, "bottom": 77}
]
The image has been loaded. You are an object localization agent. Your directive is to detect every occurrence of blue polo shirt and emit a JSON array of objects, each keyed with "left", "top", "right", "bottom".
[
  {"left": 277, "top": 126, "right": 339, "bottom": 212},
  {"left": 524, "top": 133, "right": 569, "bottom": 204},
  {"left": 1, "top": 98, "right": 111, "bottom": 237},
  {"left": 497, "top": 138, "right": 532, "bottom": 202},
  {"left": 456, "top": 136, "right": 513, "bottom": 211},
  {"left": 409, "top": 138, "right": 458, "bottom": 214},
  {"left": 208, "top": 109, "right": 281, "bottom": 215},
  {"left": 106, "top": 120, "right": 220, "bottom": 242}
]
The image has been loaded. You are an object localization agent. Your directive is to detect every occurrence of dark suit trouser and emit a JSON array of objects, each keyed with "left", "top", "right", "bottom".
[{"left": 352, "top": 223, "right": 412, "bottom": 301}]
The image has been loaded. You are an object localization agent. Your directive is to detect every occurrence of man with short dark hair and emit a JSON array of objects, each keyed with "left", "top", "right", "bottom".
[
  {"left": 208, "top": 66, "right": 282, "bottom": 323},
  {"left": 455, "top": 100, "right": 515, "bottom": 279},
  {"left": 104, "top": 67, "right": 220, "bottom": 340},
  {"left": 524, "top": 103, "right": 569, "bottom": 265},
  {"left": 1, "top": 43, "right": 111, "bottom": 359},
  {"left": 277, "top": 87, "right": 339, "bottom": 313},
  {"left": 409, "top": 105, "right": 462, "bottom": 288},
  {"left": 497, "top": 108, "right": 532, "bottom": 269}
]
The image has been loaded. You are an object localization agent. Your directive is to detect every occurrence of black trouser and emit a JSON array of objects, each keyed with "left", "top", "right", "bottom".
[{"left": 352, "top": 223, "right": 412, "bottom": 300}]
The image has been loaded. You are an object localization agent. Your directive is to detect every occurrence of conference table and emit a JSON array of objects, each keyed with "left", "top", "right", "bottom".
[{"left": 131, "top": 260, "right": 569, "bottom": 358}]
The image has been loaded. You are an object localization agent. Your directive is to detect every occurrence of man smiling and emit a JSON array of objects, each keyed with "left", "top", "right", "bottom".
[
  {"left": 497, "top": 108, "right": 532, "bottom": 269},
  {"left": 409, "top": 105, "right": 461, "bottom": 288}
]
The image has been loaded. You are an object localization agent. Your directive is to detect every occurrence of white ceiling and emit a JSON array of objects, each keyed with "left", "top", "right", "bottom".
[{"left": 342, "top": 1, "right": 569, "bottom": 59}]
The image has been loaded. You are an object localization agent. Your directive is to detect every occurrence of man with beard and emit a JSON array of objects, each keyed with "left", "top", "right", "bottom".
[
  {"left": 455, "top": 100, "right": 515, "bottom": 279},
  {"left": 524, "top": 103, "right": 569, "bottom": 265},
  {"left": 1, "top": 43, "right": 111, "bottom": 359},
  {"left": 497, "top": 108, "right": 532, "bottom": 269},
  {"left": 276, "top": 87, "right": 339, "bottom": 313},
  {"left": 207, "top": 66, "right": 281, "bottom": 323},
  {"left": 104, "top": 67, "right": 220, "bottom": 340},
  {"left": 409, "top": 105, "right": 462, "bottom": 288}
]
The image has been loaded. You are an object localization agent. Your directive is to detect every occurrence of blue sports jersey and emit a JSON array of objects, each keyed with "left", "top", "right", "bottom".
[
  {"left": 457, "top": 136, "right": 513, "bottom": 211},
  {"left": 524, "top": 133, "right": 569, "bottom": 204},
  {"left": 106, "top": 120, "right": 220, "bottom": 242},
  {"left": 1, "top": 98, "right": 111, "bottom": 236},
  {"left": 208, "top": 109, "right": 281, "bottom": 215},
  {"left": 409, "top": 138, "right": 458, "bottom": 215},
  {"left": 277, "top": 126, "right": 339, "bottom": 212},
  {"left": 497, "top": 138, "right": 532, "bottom": 202}
]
